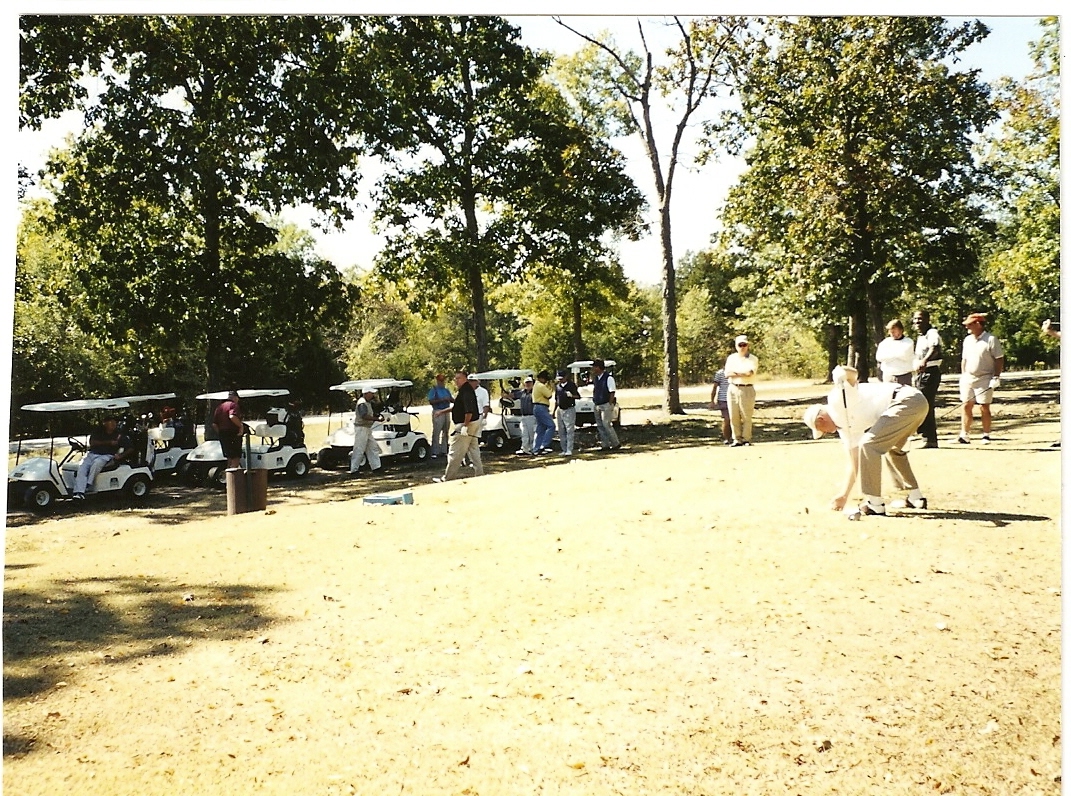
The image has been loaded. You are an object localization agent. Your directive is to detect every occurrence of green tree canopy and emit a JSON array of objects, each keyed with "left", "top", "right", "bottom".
[{"left": 716, "top": 16, "right": 996, "bottom": 379}]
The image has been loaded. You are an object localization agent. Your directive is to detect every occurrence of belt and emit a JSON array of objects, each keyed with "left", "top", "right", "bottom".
[{"left": 730, "top": 383, "right": 754, "bottom": 388}]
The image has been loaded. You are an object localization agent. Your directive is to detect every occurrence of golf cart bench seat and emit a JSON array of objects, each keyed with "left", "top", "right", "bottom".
[
  {"left": 252, "top": 423, "right": 288, "bottom": 440},
  {"left": 148, "top": 427, "right": 175, "bottom": 443}
]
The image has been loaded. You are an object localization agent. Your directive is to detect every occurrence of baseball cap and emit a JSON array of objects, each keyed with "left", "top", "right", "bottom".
[
  {"left": 556, "top": 370, "right": 566, "bottom": 378},
  {"left": 735, "top": 335, "right": 749, "bottom": 346},
  {"left": 803, "top": 404, "right": 826, "bottom": 439},
  {"left": 523, "top": 375, "right": 534, "bottom": 383},
  {"left": 962, "top": 312, "right": 987, "bottom": 326}
]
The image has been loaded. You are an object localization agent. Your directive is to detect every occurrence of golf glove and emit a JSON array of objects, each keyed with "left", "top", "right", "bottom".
[{"left": 989, "top": 377, "right": 1001, "bottom": 389}]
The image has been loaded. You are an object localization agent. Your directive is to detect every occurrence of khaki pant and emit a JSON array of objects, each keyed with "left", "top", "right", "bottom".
[
  {"left": 443, "top": 421, "right": 483, "bottom": 480},
  {"left": 859, "top": 390, "right": 929, "bottom": 498},
  {"left": 728, "top": 384, "right": 755, "bottom": 443}
]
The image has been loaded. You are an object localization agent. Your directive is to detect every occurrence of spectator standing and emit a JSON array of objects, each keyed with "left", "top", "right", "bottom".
[
  {"left": 350, "top": 387, "right": 383, "bottom": 476},
  {"left": 725, "top": 336, "right": 758, "bottom": 446},
  {"left": 911, "top": 310, "right": 943, "bottom": 449},
  {"left": 531, "top": 370, "right": 556, "bottom": 455},
  {"left": 875, "top": 319, "right": 915, "bottom": 385},
  {"left": 553, "top": 369, "right": 582, "bottom": 456},
  {"left": 212, "top": 389, "right": 245, "bottom": 470},
  {"left": 515, "top": 375, "right": 537, "bottom": 456},
  {"left": 73, "top": 415, "right": 130, "bottom": 499},
  {"left": 590, "top": 359, "right": 621, "bottom": 451},
  {"left": 709, "top": 367, "right": 731, "bottom": 445},
  {"left": 436, "top": 371, "right": 484, "bottom": 481},
  {"left": 426, "top": 373, "right": 453, "bottom": 459},
  {"left": 958, "top": 312, "right": 1004, "bottom": 444}
]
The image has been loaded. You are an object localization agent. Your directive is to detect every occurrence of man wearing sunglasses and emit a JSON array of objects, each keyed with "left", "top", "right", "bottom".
[{"left": 724, "top": 335, "right": 758, "bottom": 447}]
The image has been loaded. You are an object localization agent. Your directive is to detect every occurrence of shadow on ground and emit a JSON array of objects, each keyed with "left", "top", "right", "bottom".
[{"left": 3, "top": 576, "right": 281, "bottom": 708}]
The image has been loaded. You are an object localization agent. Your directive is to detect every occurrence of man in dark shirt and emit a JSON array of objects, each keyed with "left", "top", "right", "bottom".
[
  {"left": 552, "top": 369, "right": 582, "bottom": 456},
  {"left": 73, "top": 415, "right": 130, "bottom": 499},
  {"left": 435, "top": 371, "right": 484, "bottom": 482},
  {"left": 212, "top": 390, "right": 245, "bottom": 469}
]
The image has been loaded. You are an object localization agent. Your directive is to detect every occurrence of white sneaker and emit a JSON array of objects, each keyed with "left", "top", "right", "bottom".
[{"left": 981, "top": 434, "right": 991, "bottom": 444}]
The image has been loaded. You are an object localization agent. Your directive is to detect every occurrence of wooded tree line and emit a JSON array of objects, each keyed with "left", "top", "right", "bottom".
[{"left": 13, "top": 15, "right": 1060, "bottom": 427}]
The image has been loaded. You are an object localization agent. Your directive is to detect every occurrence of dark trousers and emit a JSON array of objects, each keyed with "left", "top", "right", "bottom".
[{"left": 915, "top": 367, "right": 941, "bottom": 443}]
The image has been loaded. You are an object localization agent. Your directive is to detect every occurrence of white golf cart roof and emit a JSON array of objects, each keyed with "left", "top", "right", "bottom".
[
  {"left": 22, "top": 398, "right": 132, "bottom": 412},
  {"left": 567, "top": 360, "right": 616, "bottom": 370},
  {"left": 331, "top": 378, "right": 413, "bottom": 393},
  {"left": 115, "top": 392, "right": 179, "bottom": 404},
  {"left": 468, "top": 369, "right": 534, "bottom": 381},
  {"left": 194, "top": 388, "right": 290, "bottom": 400}
]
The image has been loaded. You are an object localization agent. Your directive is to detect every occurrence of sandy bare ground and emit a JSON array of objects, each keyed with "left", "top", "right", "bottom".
[{"left": 3, "top": 374, "right": 1062, "bottom": 795}]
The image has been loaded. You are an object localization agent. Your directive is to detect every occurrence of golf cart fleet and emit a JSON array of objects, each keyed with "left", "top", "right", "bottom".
[
  {"left": 468, "top": 369, "right": 534, "bottom": 452},
  {"left": 116, "top": 392, "right": 199, "bottom": 478},
  {"left": 568, "top": 360, "right": 622, "bottom": 430},
  {"left": 8, "top": 397, "right": 156, "bottom": 512},
  {"left": 183, "top": 388, "right": 310, "bottom": 487},
  {"left": 315, "top": 379, "right": 430, "bottom": 469}
]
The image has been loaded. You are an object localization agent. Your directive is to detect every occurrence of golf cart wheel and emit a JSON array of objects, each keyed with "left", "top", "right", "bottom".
[
  {"left": 124, "top": 474, "right": 151, "bottom": 502},
  {"left": 209, "top": 466, "right": 228, "bottom": 490},
  {"left": 612, "top": 412, "right": 622, "bottom": 431},
  {"left": 409, "top": 439, "right": 430, "bottom": 462},
  {"left": 24, "top": 484, "right": 58, "bottom": 512},
  {"left": 490, "top": 431, "right": 507, "bottom": 452},
  {"left": 180, "top": 460, "right": 200, "bottom": 485},
  {"left": 317, "top": 448, "right": 338, "bottom": 470},
  {"left": 287, "top": 453, "right": 311, "bottom": 478}
]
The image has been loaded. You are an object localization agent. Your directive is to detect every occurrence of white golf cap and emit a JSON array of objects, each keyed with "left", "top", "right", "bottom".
[
  {"left": 735, "top": 335, "right": 749, "bottom": 346},
  {"left": 803, "top": 404, "right": 826, "bottom": 439}
]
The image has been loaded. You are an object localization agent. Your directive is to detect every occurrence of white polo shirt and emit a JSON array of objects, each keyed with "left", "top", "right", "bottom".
[{"left": 961, "top": 331, "right": 1004, "bottom": 376}]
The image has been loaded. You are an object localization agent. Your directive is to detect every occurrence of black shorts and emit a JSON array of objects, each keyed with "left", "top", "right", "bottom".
[{"left": 219, "top": 433, "right": 243, "bottom": 460}]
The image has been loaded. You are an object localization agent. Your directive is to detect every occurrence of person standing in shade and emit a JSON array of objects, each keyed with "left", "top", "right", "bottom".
[
  {"left": 875, "top": 319, "right": 915, "bottom": 386},
  {"left": 709, "top": 366, "right": 731, "bottom": 445},
  {"left": 436, "top": 371, "right": 483, "bottom": 481},
  {"left": 553, "top": 369, "right": 582, "bottom": 456},
  {"left": 958, "top": 312, "right": 1004, "bottom": 445},
  {"left": 911, "top": 310, "right": 943, "bottom": 449},
  {"left": 531, "top": 370, "right": 556, "bottom": 455},
  {"left": 73, "top": 415, "right": 131, "bottom": 499},
  {"left": 350, "top": 386, "right": 383, "bottom": 476},
  {"left": 515, "top": 375, "right": 537, "bottom": 456},
  {"left": 725, "top": 336, "right": 758, "bottom": 446},
  {"left": 590, "top": 359, "right": 620, "bottom": 451},
  {"left": 212, "top": 389, "right": 245, "bottom": 470},
  {"left": 426, "top": 373, "right": 453, "bottom": 459}
]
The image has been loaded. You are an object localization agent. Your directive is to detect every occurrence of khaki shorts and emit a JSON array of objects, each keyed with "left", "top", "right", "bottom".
[{"left": 959, "top": 374, "right": 995, "bottom": 405}]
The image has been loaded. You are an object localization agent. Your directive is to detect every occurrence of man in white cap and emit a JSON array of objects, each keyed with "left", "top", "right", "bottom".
[
  {"left": 350, "top": 386, "right": 383, "bottom": 476},
  {"left": 803, "top": 365, "right": 929, "bottom": 517},
  {"left": 958, "top": 312, "right": 1004, "bottom": 444},
  {"left": 724, "top": 335, "right": 758, "bottom": 446}
]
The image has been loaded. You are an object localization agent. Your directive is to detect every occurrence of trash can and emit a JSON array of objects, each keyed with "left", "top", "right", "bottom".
[{"left": 226, "top": 468, "right": 269, "bottom": 515}]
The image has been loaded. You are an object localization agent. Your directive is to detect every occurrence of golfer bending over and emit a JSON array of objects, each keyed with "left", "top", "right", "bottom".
[{"left": 803, "top": 365, "right": 930, "bottom": 517}]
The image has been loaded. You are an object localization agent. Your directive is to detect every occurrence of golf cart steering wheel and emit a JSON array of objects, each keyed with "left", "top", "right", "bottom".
[{"left": 68, "top": 437, "right": 88, "bottom": 453}]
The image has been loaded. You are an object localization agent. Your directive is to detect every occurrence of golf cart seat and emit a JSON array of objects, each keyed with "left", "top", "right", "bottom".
[
  {"left": 253, "top": 422, "right": 288, "bottom": 440},
  {"left": 148, "top": 426, "right": 175, "bottom": 445}
]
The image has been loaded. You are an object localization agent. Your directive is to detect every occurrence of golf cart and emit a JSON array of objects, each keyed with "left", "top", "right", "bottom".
[
  {"left": 468, "top": 369, "right": 534, "bottom": 452},
  {"left": 8, "top": 397, "right": 155, "bottom": 512},
  {"left": 183, "top": 389, "right": 310, "bottom": 487},
  {"left": 567, "top": 360, "right": 622, "bottom": 430},
  {"left": 116, "top": 392, "right": 199, "bottom": 477},
  {"left": 316, "top": 379, "right": 430, "bottom": 469}
]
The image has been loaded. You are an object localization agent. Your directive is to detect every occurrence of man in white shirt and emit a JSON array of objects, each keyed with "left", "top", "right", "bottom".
[
  {"left": 803, "top": 365, "right": 929, "bottom": 517},
  {"left": 958, "top": 312, "right": 1004, "bottom": 444},
  {"left": 724, "top": 335, "right": 758, "bottom": 446},
  {"left": 874, "top": 319, "right": 915, "bottom": 385}
]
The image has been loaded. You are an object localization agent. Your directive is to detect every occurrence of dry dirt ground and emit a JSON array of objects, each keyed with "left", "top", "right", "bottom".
[{"left": 3, "top": 374, "right": 1062, "bottom": 795}]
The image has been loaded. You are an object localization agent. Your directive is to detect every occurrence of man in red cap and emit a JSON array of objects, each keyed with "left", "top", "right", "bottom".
[{"left": 958, "top": 312, "right": 1004, "bottom": 444}]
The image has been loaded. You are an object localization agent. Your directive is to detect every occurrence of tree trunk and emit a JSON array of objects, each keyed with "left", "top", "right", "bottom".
[
  {"left": 659, "top": 199, "right": 684, "bottom": 413},
  {"left": 824, "top": 322, "right": 840, "bottom": 380},
  {"left": 849, "top": 302, "right": 871, "bottom": 381},
  {"left": 571, "top": 295, "right": 585, "bottom": 362},
  {"left": 867, "top": 286, "right": 885, "bottom": 372}
]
